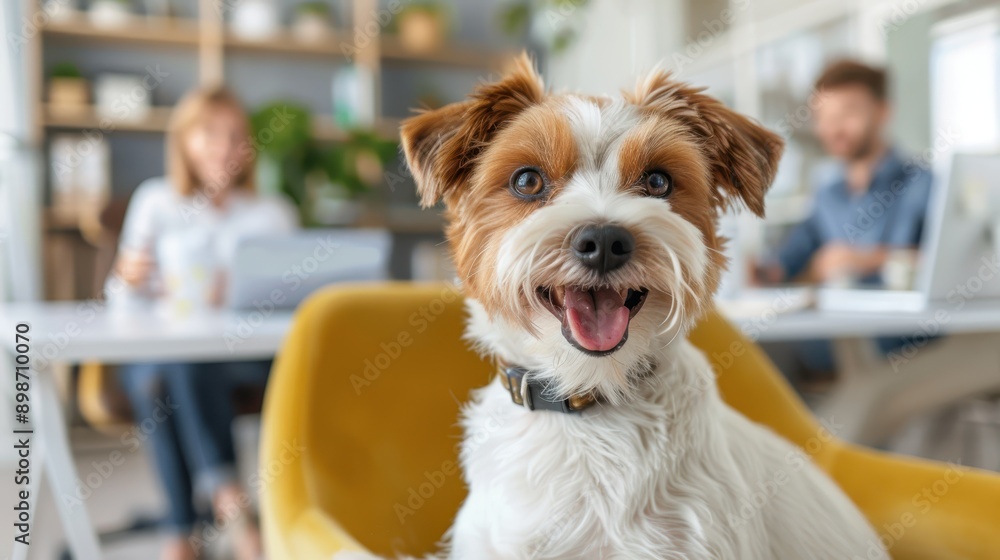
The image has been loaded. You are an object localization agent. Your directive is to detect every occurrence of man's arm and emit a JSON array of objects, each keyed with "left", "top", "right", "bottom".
[
  {"left": 769, "top": 210, "right": 824, "bottom": 282},
  {"left": 809, "top": 243, "right": 888, "bottom": 282}
]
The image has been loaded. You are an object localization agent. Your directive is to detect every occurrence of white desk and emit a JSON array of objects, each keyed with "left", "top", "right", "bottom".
[
  {"left": 720, "top": 295, "right": 1000, "bottom": 341},
  {"left": 0, "top": 301, "right": 293, "bottom": 560}
]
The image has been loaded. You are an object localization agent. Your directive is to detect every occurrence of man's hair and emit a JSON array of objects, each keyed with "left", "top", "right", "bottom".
[{"left": 814, "top": 59, "right": 887, "bottom": 101}]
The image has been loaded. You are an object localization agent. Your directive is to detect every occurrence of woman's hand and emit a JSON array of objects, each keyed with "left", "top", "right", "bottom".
[{"left": 116, "top": 249, "right": 154, "bottom": 287}]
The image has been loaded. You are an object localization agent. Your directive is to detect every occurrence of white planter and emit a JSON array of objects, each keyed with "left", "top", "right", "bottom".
[
  {"left": 95, "top": 73, "right": 151, "bottom": 123},
  {"left": 89, "top": 0, "right": 132, "bottom": 28},
  {"left": 231, "top": 0, "right": 280, "bottom": 41}
]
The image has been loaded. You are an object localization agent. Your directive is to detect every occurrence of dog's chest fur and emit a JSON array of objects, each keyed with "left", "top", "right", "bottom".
[
  {"left": 450, "top": 320, "right": 886, "bottom": 560},
  {"left": 453, "top": 339, "right": 765, "bottom": 559}
]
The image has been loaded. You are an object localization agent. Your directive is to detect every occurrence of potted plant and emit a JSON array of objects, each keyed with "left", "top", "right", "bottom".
[
  {"left": 292, "top": 2, "right": 333, "bottom": 42},
  {"left": 89, "top": 0, "right": 133, "bottom": 27},
  {"left": 250, "top": 102, "right": 397, "bottom": 226},
  {"left": 499, "top": 0, "right": 591, "bottom": 54},
  {"left": 394, "top": 1, "right": 448, "bottom": 52},
  {"left": 48, "top": 62, "right": 89, "bottom": 117}
]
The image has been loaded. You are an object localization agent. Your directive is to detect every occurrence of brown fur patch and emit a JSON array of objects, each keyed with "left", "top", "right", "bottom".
[
  {"left": 616, "top": 114, "right": 726, "bottom": 310},
  {"left": 448, "top": 103, "right": 578, "bottom": 312},
  {"left": 400, "top": 53, "right": 545, "bottom": 208},
  {"left": 626, "top": 70, "right": 784, "bottom": 217}
]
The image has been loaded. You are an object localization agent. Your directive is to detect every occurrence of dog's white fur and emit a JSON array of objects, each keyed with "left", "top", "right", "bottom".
[{"left": 337, "top": 63, "right": 887, "bottom": 560}]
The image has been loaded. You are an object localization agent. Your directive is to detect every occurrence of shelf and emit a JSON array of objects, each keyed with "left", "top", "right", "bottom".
[
  {"left": 312, "top": 116, "right": 400, "bottom": 141},
  {"left": 379, "top": 37, "right": 512, "bottom": 68},
  {"left": 41, "top": 104, "right": 399, "bottom": 140},
  {"left": 43, "top": 104, "right": 174, "bottom": 133},
  {"left": 41, "top": 11, "right": 200, "bottom": 47},
  {"left": 225, "top": 31, "right": 348, "bottom": 58}
]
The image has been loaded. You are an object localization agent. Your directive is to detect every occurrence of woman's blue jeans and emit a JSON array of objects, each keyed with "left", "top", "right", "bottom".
[{"left": 117, "top": 360, "right": 270, "bottom": 533}]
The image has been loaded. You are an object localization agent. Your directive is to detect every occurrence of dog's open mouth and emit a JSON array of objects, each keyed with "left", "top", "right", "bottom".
[{"left": 536, "top": 286, "right": 648, "bottom": 356}]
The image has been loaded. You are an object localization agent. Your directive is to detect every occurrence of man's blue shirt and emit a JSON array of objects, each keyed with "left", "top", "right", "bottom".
[{"left": 776, "top": 148, "right": 934, "bottom": 281}]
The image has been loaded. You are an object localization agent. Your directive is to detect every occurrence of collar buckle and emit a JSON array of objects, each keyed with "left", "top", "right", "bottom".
[{"left": 499, "top": 365, "right": 597, "bottom": 413}]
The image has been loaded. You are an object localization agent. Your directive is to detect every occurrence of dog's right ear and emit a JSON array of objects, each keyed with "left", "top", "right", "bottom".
[{"left": 401, "top": 53, "right": 545, "bottom": 207}]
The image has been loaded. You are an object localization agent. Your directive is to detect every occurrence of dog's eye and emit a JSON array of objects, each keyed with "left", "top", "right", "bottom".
[
  {"left": 510, "top": 168, "right": 546, "bottom": 199},
  {"left": 641, "top": 171, "right": 673, "bottom": 198}
]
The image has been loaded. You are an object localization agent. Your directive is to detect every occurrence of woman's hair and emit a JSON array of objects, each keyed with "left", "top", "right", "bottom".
[{"left": 167, "top": 86, "right": 256, "bottom": 196}]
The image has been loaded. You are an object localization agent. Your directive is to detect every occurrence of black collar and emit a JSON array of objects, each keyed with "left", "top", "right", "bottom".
[
  {"left": 499, "top": 365, "right": 598, "bottom": 413},
  {"left": 497, "top": 360, "right": 657, "bottom": 414}
]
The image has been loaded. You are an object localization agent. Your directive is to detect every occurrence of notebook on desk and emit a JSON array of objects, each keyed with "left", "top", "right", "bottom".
[{"left": 715, "top": 287, "right": 815, "bottom": 318}]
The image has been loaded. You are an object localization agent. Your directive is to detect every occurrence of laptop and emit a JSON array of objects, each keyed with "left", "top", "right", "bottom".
[
  {"left": 226, "top": 229, "right": 391, "bottom": 310},
  {"left": 816, "top": 152, "right": 1000, "bottom": 312}
]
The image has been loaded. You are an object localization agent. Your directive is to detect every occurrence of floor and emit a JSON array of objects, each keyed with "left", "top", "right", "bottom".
[{"left": 2, "top": 427, "right": 169, "bottom": 559}]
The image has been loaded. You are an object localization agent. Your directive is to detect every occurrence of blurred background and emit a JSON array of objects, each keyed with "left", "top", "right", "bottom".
[{"left": 1, "top": 0, "right": 1000, "bottom": 558}]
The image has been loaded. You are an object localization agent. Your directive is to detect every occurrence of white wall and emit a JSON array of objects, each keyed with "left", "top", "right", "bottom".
[
  {"left": 545, "top": 0, "right": 685, "bottom": 95},
  {"left": 0, "top": 0, "right": 43, "bottom": 302}
]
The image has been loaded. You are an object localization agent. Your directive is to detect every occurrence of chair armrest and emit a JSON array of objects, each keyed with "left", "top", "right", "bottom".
[
  {"left": 830, "top": 444, "right": 1000, "bottom": 559},
  {"left": 286, "top": 507, "right": 369, "bottom": 560}
]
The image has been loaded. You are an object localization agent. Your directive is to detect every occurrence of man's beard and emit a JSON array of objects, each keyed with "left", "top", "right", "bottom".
[{"left": 847, "top": 121, "right": 881, "bottom": 161}]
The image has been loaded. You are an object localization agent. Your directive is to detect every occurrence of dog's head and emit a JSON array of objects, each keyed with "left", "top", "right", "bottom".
[{"left": 401, "top": 54, "right": 782, "bottom": 400}]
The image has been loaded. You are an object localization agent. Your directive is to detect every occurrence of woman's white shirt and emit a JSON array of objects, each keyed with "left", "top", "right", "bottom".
[{"left": 115, "top": 177, "right": 299, "bottom": 301}]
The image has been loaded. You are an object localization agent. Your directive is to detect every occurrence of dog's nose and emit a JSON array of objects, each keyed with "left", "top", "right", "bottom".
[{"left": 571, "top": 224, "right": 635, "bottom": 274}]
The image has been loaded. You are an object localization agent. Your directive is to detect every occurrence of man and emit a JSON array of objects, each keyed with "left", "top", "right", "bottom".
[
  {"left": 761, "top": 60, "right": 933, "bottom": 286},
  {"left": 758, "top": 60, "right": 934, "bottom": 378}
]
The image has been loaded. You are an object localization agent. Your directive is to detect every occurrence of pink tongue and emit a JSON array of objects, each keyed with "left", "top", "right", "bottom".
[{"left": 564, "top": 287, "right": 630, "bottom": 352}]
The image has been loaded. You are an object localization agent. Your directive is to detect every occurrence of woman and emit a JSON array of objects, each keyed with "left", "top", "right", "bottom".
[{"left": 114, "top": 87, "right": 297, "bottom": 560}]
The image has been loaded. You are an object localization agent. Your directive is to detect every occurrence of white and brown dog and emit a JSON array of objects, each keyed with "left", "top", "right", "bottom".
[{"left": 346, "top": 55, "right": 886, "bottom": 560}]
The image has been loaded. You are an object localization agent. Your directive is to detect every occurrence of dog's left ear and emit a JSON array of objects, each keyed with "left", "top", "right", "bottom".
[
  {"left": 628, "top": 71, "right": 783, "bottom": 217},
  {"left": 401, "top": 53, "right": 545, "bottom": 207}
]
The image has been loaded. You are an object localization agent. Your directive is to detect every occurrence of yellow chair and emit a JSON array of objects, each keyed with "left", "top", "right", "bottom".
[{"left": 261, "top": 283, "right": 1000, "bottom": 560}]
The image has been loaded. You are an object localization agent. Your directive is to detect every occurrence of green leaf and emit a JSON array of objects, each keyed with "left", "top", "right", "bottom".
[{"left": 498, "top": 1, "right": 531, "bottom": 36}]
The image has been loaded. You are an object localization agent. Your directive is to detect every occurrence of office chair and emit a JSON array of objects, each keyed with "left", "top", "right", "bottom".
[{"left": 261, "top": 283, "right": 1000, "bottom": 559}]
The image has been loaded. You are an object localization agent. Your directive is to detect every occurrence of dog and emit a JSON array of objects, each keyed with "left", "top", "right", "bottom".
[{"left": 340, "top": 54, "right": 887, "bottom": 560}]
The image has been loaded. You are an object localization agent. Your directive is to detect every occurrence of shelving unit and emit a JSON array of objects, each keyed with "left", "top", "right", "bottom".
[
  {"left": 33, "top": 1, "right": 513, "bottom": 148},
  {"left": 43, "top": 104, "right": 175, "bottom": 133},
  {"left": 40, "top": 12, "right": 201, "bottom": 47},
  {"left": 29, "top": 0, "right": 515, "bottom": 298}
]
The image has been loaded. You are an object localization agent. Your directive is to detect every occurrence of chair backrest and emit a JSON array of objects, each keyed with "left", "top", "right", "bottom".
[
  {"left": 263, "top": 283, "right": 492, "bottom": 557},
  {"left": 261, "top": 283, "right": 838, "bottom": 557},
  {"left": 264, "top": 283, "right": 1000, "bottom": 559}
]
